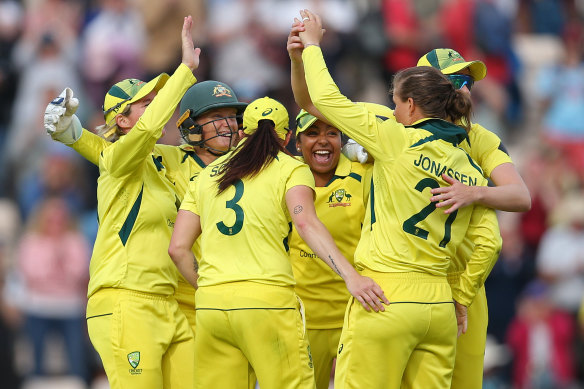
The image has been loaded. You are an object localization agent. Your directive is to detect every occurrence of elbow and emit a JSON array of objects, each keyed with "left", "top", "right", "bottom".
[
  {"left": 294, "top": 219, "right": 310, "bottom": 238},
  {"left": 512, "top": 185, "right": 532, "bottom": 212},
  {"left": 293, "top": 217, "right": 317, "bottom": 241},
  {"left": 168, "top": 242, "right": 182, "bottom": 265},
  {"left": 519, "top": 191, "right": 532, "bottom": 212}
]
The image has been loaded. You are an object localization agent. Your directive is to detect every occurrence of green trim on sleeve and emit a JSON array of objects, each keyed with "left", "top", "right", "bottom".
[
  {"left": 119, "top": 185, "right": 144, "bottom": 246},
  {"left": 370, "top": 176, "right": 376, "bottom": 230}
]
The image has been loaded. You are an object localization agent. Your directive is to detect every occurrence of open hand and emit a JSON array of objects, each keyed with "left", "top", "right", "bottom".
[
  {"left": 181, "top": 15, "right": 201, "bottom": 72},
  {"left": 345, "top": 274, "right": 389, "bottom": 312},
  {"left": 298, "top": 9, "right": 325, "bottom": 47},
  {"left": 431, "top": 174, "right": 478, "bottom": 214}
]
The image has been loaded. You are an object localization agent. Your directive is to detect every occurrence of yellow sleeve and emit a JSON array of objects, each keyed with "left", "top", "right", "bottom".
[
  {"left": 101, "top": 64, "right": 196, "bottom": 177},
  {"left": 463, "top": 123, "right": 513, "bottom": 178},
  {"left": 180, "top": 176, "right": 199, "bottom": 215},
  {"left": 302, "top": 45, "right": 407, "bottom": 162},
  {"left": 451, "top": 206, "right": 502, "bottom": 306},
  {"left": 285, "top": 163, "right": 316, "bottom": 193},
  {"left": 70, "top": 128, "right": 110, "bottom": 166}
]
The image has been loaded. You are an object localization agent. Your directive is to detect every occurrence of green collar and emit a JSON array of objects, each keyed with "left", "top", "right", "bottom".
[
  {"left": 408, "top": 118, "right": 469, "bottom": 147},
  {"left": 180, "top": 145, "right": 207, "bottom": 168}
]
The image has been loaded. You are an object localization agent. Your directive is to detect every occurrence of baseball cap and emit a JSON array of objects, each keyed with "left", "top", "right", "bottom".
[
  {"left": 103, "top": 74, "right": 169, "bottom": 123},
  {"left": 417, "top": 49, "right": 487, "bottom": 81},
  {"left": 243, "top": 97, "right": 289, "bottom": 140},
  {"left": 295, "top": 109, "right": 318, "bottom": 137}
]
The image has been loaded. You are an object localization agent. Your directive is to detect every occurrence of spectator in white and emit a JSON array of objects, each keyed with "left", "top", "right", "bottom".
[
  {"left": 536, "top": 192, "right": 584, "bottom": 313},
  {"left": 81, "top": 0, "right": 146, "bottom": 108}
]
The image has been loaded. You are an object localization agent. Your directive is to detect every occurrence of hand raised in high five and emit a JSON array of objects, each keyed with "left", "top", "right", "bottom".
[
  {"left": 298, "top": 9, "right": 325, "bottom": 47},
  {"left": 287, "top": 18, "right": 306, "bottom": 63},
  {"left": 181, "top": 15, "right": 201, "bottom": 73}
]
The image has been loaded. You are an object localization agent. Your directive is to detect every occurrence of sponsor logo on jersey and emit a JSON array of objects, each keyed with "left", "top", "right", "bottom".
[
  {"left": 338, "top": 343, "right": 344, "bottom": 355},
  {"left": 128, "top": 351, "right": 143, "bottom": 375},
  {"left": 213, "top": 85, "right": 232, "bottom": 98},
  {"left": 299, "top": 249, "right": 318, "bottom": 259},
  {"left": 327, "top": 188, "right": 352, "bottom": 207},
  {"left": 209, "top": 163, "right": 228, "bottom": 178}
]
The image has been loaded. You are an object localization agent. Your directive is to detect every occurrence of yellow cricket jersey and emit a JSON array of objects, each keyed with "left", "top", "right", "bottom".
[
  {"left": 72, "top": 132, "right": 206, "bottom": 297},
  {"left": 71, "top": 131, "right": 206, "bottom": 260},
  {"left": 351, "top": 110, "right": 506, "bottom": 302},
  {"left": 180, "top": 144, "right": 316, "bottom": 287},
  {"left": 290, "top": 154, "right": 372, "bottom": 329},
  {"left": 303, "top": 46, "right": 501, "bottom": 299},
  {"left": 88, "top": 64, "right": 196, "bottom": 298},
  {"left": 449, "top": 124, "right": 507, "bottom": 304},
  {"left": 460, "top": 123, "right": 513, "bottom": 178}
]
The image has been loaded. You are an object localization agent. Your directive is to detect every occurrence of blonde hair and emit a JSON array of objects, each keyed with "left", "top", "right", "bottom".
[{"left": 96, "top": 104, "right": 132, "bottom": 142}]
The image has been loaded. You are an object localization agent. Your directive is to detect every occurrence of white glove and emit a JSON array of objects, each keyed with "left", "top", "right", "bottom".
[
  {"left": 342, "top": 138, "right": 369, "bottom": 164},
  {"left": 44, "top": 87, "right": 82, "bottom": 145}
]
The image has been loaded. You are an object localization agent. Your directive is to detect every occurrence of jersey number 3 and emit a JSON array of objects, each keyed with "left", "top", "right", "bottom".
[
  {"left": 402, "top": 178, "right": 458, "bottom": 248},
  {"left": 217, "top": 180, "right": 244, "bottom": 236}
]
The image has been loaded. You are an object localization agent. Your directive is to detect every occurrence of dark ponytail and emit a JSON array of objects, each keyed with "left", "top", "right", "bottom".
[{"left": 216, "top": 120, "right": 291, "bottom": 194}]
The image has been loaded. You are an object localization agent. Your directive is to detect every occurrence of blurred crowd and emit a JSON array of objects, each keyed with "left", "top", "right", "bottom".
[{"left": 0, "top": 0, "right": 584, "bottom": 388}]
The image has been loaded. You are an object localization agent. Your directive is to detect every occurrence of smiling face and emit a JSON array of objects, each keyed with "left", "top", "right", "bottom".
[
  {"left": 196, "top": 107, "right": 239, "bottom": 152},
  {"left": 296, "top": 119, "right": 342, "bottom": 186}
]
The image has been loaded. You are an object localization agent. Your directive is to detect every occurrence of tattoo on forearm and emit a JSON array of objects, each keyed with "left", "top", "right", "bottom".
[
  {"left": 294, "top": 205, "right": 303, "bottom": 214},
  {"left": 328, "top": 255, "right": 341, "bottom": 277},
  {"left": 193, "top": 257, "right": 199, "bottom": 273}
]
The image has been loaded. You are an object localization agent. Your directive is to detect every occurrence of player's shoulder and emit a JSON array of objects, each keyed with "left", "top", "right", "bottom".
[{"left": 468, "top": 123, "right": 502, "bottom": 143}]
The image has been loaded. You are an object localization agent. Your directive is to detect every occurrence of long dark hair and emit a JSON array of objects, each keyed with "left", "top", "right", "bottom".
[
  {"left": 217, "top": 120, "right": 290, "bottom": 194},
  {"left": 390, "top": 67, "right": 473, "bottom": 131}
]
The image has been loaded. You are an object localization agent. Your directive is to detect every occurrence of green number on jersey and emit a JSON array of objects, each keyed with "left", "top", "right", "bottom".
[
  {"left": 403, "top": 178, "right": 458, "bottom": 248},
  {"left": 216, "top": 180, "right": 244, "bottom": 236}
]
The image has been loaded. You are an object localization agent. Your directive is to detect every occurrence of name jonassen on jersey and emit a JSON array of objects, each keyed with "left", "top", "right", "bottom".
[{"left": 414, "top": 153, "right": 478, "bottom": 186}]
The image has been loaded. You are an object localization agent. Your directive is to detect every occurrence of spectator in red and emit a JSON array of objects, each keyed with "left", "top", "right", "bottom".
[{"left": 506, "top": 280, "right": 577, "bottom": 389}]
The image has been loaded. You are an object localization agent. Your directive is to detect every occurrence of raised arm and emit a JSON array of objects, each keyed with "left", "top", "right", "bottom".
[
  {"left": 285, "top": 184, "right": 389, "bottom": 312},
  {"left": 287, "top": 19, "right": 324, "bottom": 120},
  {"left": 103, "top": 16, "right": 200, "bottom": 177}
]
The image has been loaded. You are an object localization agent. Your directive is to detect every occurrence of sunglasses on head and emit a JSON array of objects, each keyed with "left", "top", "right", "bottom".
[{"left": 447, "top": 74, "right": 474, "bottom": 91}]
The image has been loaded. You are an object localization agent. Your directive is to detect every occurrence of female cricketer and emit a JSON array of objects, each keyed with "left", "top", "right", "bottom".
[
  {"left": 297, "top": 9, "right": 502, "bottom": 388},
  {"left": 168, "top": 96, "right": 389, "bottom": 389}
]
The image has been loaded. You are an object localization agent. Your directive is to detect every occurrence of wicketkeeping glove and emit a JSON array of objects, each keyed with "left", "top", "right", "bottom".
[
  {"left": 44, "top": 87, "right": 82, "bottom": 145},
  {"left": 342, "top": 138, "right": 369, "bottom": 164}
]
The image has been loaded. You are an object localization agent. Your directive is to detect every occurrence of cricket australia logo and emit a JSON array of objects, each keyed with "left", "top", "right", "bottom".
[
  {"left": 213, "top": 85, "right": 232, "bottom": 98},
  {"left": 128, "top": 351, "right": 142, "bottom": 375},
  {"left": 327, "top": 188, "right": 352, "bottom": 207}
]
